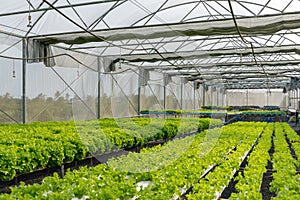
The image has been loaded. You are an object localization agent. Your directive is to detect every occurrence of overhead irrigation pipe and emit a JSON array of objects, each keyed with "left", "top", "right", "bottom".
[{"left": 227, "top": 0, "right": 270, "bottom": 91}]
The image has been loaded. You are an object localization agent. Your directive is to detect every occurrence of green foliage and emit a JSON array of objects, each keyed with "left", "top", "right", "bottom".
[
  {"left": 270, "top": 123, "right": 300, "bottom": 199},
  {"left": 140, "top": 109, "right": 228, "bottom": 115},
  {"left": 242, "top": 110, "right": 285, "bottom": 115},
  {"left": 230, "top": 123, "right": 273, "bottom": 199},
  {"left": 189, "top": 122, "right": 266, "bottom": 199},
  {"left": 0, "top": 122, "right": 266, "bottom": 199},
  {"left": 0, "top": 146, "right": 17, "bottom": 181},
  {"left": 0, "top": 117, "right": 221, "bottom": 181},
  {"left": 1, "top": 121, "right": 298, "bottom": 199}
]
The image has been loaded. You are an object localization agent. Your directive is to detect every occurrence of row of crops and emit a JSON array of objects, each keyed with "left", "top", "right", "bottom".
[
  {"left": 0, "top": 118, "right": 221, "bottom": 181},
  {"left": 0, "top": 121, "right": 298, "bottom": 199},
  {"left": 140, "top": 109, "right": 285, "bottom": 115}
]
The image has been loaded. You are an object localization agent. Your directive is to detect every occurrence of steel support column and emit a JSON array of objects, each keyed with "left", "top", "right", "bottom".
[
  {"left": 22, "top": 38, "right": 26, "bottom": 124},
  {"left": 193, "top": 83, "right": 196, "bottom": 110},
  {"left": 202, "top": 84, "right": 206, "bottom": 107},
  {"left": 180, "top": 78, "right": 183, "bottom": 110},
  {"left": 97, "top": 57, "right": 101, "bottom": 119}
]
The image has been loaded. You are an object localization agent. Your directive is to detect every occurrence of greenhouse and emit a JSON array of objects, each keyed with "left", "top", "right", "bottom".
[{"left": 0, "top": 0, "right": 299, "bottom": 199}]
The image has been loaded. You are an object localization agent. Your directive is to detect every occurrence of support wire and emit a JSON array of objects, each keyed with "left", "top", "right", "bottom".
[{"left": 227, "top": 0, "right": 270, "bottom": 91}]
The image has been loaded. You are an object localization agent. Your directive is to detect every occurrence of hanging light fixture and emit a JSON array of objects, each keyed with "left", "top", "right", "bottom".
[
  {"left": 27, "top": 0, "right": 32, "bottom": 27},
  {"left": 118, "top": 60, "right": 122, "bottom": 70},
  {"left": 118, "top": 47, "right": 122, "bottom": 70},
  {"left": 283, "top": 86, "right": 287, "bottom": 93},
  {"left": 12, "top": 60, "right": 16, "bottom": 78}
]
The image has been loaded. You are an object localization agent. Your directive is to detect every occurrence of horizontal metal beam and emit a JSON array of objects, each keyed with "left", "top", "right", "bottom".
[
  {"left": 0, "top": 29, "right": 23, "bottom": 38},
  {"left": 207, "top": 79, "right": 290, "bottom": 85},
  {"left": 191, "top": 74, "right": 291, "bottom": 80},
  {"left": 226, "top": 85, "right": 283, "bottom": 88},
  {"left": 207, "top": 80, "right": 291, "bottom": 89},
  {"left": 144, "top": 59, "right": 300, "bottom": 70},
  {"left": 106, "top": 45, "right": 300, "bottom": 63},
  {"left": 225, "top": 85, "right": 284, "bottom": 89},
  {"left": 164, "top": 67, "right": 300, "bottom": 76},
  {"left": 184, "top": 73, "right": 292, "bottom": 81},
  {"left": 69, "top": 31, "right": 300, "bottom": 53},
  {"left": 0, "top": 1, "right": 122, "bottom": 18},
  {"left": 30, "top": 11, "right": 300, "bottom": 44}
]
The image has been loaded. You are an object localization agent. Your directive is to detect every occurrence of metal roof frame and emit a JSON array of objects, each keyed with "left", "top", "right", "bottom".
[{"left": 1, "top": 0, "right": 300, "bottom": 89}]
